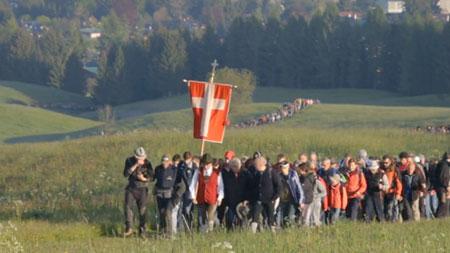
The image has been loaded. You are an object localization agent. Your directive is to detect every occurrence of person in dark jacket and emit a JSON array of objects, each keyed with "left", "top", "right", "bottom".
[
  {"left": 223, "top": 158, "right": 249, "bottom": 230},
  {"left": 400, "top": 162, "right": 426, "bottom": 221},
  {"left": 247, "top": 156, "right": 282, "bottom": 233},
  {"left": 277, "top": 161, "right": 305, "bottom": 227},
  {"left": 177, "top": 151, "right": 198, "bottom": 231},
  {"left": 123, "top": 147, "right": 154, "bottom": 238},
  {"left": 434, "top": 152, "right": 450, "bottom": 218},
  {"left": 153, "top": 155, "right": 185, "bottom": 236},
  {"left": 364, "top": 160, "right": 390, "bottom": 223}
]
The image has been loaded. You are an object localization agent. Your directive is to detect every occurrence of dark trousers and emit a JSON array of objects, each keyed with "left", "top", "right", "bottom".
[
  {"left": 125, "top": 187, "right": 148, "bottom": 233},
  {"left": 180, "top": 195, "right": 193, "bottom": 230},
  {"left": 384, "top": 194, "right": 399, "bottom": 222},
  {"left": 226, "top": 204, "right": 239, "bottom": 230},
  {"left": 217, "top": 199, "right": 227, "bottom": 225},
  {"left": 251, "top": 201, "right": 275, "bottom": 226},
  {"left": 400, "top": 199, "right": 413, "bottom": 221},
  {"left": 277, "top": 201, "right": 297, "bottom": 227},
  {"left": 436, "top": 189, "right": 450, "bottom": 218},
  {"left": 156, "top": 197, "right": 176, "bottom": 234},
  {"left": 365, "top": 192, "right": 384, "bottom": 222},
  {"left": 327, "top": 208, "right": 341, "bottom": 224},
  {"left": 346, "top": 197, "right": 361, "bottom": 221}
]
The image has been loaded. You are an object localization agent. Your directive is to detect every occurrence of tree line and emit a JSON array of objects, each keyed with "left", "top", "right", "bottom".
[
  {"left": 95, "top": 4, "right": 450, "bottom": 105},
  {"left": 1, "top": 1, "right": 450, "bottom": 106}
]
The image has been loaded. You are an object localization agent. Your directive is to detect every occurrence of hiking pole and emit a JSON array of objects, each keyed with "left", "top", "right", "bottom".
[{"left": 181, "top": 213, "right": 192, "bottom": 235}]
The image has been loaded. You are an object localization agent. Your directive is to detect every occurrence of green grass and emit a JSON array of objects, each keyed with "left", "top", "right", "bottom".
[
  {"left": 0, "top": 81, "right": 93, "bottom": 106},
  {"left": 3, "top": 218, "right": 449, "bottom": 252},
  {"left": 0, "top": 104, "right": 101, "bottom": 144}
]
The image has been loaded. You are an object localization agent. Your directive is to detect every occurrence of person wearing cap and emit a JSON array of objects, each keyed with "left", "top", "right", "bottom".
[
  {"left": 153, "top": 155, "right": 185, "bottom": 236},
  {"left": 222, "top": 158, "right": 250, "bottom": 230},
  {"left": 224, "top": 150, "right": 235, "bottom": 164},
  {"left": 344, "top": 158, "right": 367, "bottom": 221},
  {"left": 364, "top": 160, "right": 390, "bottom": 223},
  {"left": 246, "top": 156, "right": 282, "bottom": 233},
  {"left": 277, "top": 161, "right": 305, "bottom": 227},
  {"left": 123, "top": 147, "right": 154, "bottom": 238},
  {"left": 189, "top": 153, "right": 224, "bottom": 232},
  {"left": 177, "top": 151, "right": 198, "bottom": 230},
  {"left": 400, "top": 162, "right": 426, "bottom": 221},
  {"left": 381, "top": 155, "right": 403, "bottom": 222},
  {"left": 434, "top": 152, "right": 450, "bottom": 218}
]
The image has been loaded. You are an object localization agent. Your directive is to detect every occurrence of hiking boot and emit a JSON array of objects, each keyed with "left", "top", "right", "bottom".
[{"left": 124, "top": 229, "right": 135, "bottom": 237}]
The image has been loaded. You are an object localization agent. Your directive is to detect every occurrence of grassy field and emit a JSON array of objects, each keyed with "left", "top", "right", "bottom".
[
  {"left": 1, "top": 82, "right": 450, "bottom": 252},
  {"left": 0, "top": 128, "right": 449, "bottom": 252}
]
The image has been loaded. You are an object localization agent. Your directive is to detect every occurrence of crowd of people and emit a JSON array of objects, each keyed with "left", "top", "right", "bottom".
[
  {"left": 232, "top": 98, "right": 320, "bottom": 128},
  {"left": 122, "top": 148, "right": 450, "bottom": 238},
  {"left": 415, "top": 125, "right": 450, "bottom": 134}
]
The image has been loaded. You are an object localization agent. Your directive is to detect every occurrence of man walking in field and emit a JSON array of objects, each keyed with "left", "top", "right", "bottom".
[{"left": 123, "top": 147, "right": 154, "bottom": 238}]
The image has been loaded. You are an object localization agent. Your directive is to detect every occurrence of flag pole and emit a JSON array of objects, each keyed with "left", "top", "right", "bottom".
[{"left": 200, "top": 59, "right": 219, "bottom": 156}]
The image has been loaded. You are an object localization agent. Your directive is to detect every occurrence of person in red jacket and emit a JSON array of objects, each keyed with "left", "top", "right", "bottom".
[
  {"left": 344, "top": 158, "right": 367, "bottom": 221},
  {"left": 323, "top": 174, "right": 348, "bottom": 224},
  {"left": 189, "top": 153, "right": 224, "bottom": 232}
]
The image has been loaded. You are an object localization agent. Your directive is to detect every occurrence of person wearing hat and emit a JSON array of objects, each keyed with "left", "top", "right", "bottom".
[
  {"left": 123, "top": 147, "right": 154, "bottom": 238},
  {"left": 246, "top": 156, "right": 282, "bottom": 233},
  {"left": 222, "top": 158, "right": 250, "bottom": 230},
  {"left": 224, "top": 150, "right": 235, "bottom": 164},
  {"left": 277, "top": 161, "right": 304, "bottom": 227},
  {"left": 434, "top": 152, "right": 450, "bottom": 218},
  {"left": 364, "top": 160, "right": 390, "bottom": 223},
  {"left": 153, "top": 155, "right": 185, "bottom": 236},
  {"left": 189, "top": 153, "right": 224, "bottom": 232}
]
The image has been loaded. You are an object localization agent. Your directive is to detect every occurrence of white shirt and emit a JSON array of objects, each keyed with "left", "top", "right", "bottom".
[{"left": 189, "top": 166, "right": 224, "bottom": 203}]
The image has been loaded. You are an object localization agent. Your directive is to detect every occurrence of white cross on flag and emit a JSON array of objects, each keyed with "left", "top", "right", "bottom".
[{"left": 188, "top": 81, "right": 232, "bottom": 143}]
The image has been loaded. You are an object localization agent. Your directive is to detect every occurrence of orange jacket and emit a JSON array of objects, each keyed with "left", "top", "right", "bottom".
[
  {"left": 345, "top": 169, "right": 367, "bottom": 199},
  {"left": 323, "top": 182, "right": 348, "bottom": 211},
  {"left": 384, "top": 165, "right": 403, "bottom": 197}
]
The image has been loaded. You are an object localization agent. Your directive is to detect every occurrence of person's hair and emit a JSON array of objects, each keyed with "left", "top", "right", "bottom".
[
  {"left": 229, "top": 158, "right": 242, "bottom": 170},
  {"left": 348, "top": 158, "right": 357, "bottom": 165},
  {"left": 244, "top": 158, "right": 254, "bottom": 169},
  {"left": 344, "top": 153, "right": 352, "bottom": 158},
  {"left": 322, "top": 157, "right": 331, "bottom": 163},
  {"left": 304, "top": 161, "right": 315, "bottom": 173},
  {"left": 382, "top": 155, "right": 394, "bottom": 162},
  {"left": 277, "top": 153, "right": 287, "bottom": 161},
  {"left": 172, "top": 154, "right": 181, "bottom": 162},
  {"left": 183, "top": 151, "right": 192, "bottom": 160},
  {"left": 299, "top": 153, "right": 308, "bottom": 158},
  {"left": 212, "top": 158, "right": 220, "bottom": 167},
  {"left": 399, "top": 151, "right": 410, "bottom": 159},
  {"left": 443, "top": 152, "right": 450, "bottom": 160},
  {"left": 254, "top": 157, "right": 267, "bottom": 167}
]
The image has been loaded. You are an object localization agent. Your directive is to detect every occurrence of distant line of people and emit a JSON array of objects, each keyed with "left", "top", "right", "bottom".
[
  {"left": 415, "top": 125, "right": 450, "bottom": 134},
  {"left": 232, "top": 98, "right": 320, "bottom": 128},
  {"left": 122, "top": 148, "right": 450, "bottom": 238}
]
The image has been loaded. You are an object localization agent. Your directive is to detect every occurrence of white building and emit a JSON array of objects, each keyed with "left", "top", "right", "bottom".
[
  {"left": 80, "top": 28, "right": 102, "bottom": 39},
  {"left": 379, "top": 0, "right": 405, "bottom": 14},
  {"left": 439, "top": 0, "right": 450, "bottom": 13}
]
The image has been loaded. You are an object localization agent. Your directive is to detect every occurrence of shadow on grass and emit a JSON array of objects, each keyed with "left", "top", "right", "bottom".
[{"left": 3, "top": 126, "right": 103, "bottom": 144}]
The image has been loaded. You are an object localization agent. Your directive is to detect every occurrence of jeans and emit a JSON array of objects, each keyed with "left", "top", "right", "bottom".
[
  {"left": 226, "top": 204, "right": 239, "bottom": 230},
  {"left": 180, "top": 195, "right": 193, "bottom": 230},
  {"left": 364, "top": 192, "right": 384, "bottom": 222},
  {"left": 277, "top": 201, "right": 297, "bottom": 227},
  {"left": 328, "top": 208, "right": 341, "bottom": 224},
  {"left": 425, "top": 193, "right": 439, "bottom": 219},
  {"left": 346, "top": 197, "right": 361, "bottom": 221},
  {"left": 125, "top": 187, "right": 148, "bottom": 233},
  {"left": 156, "top": 197, "right": 178, "bottom": 235}
]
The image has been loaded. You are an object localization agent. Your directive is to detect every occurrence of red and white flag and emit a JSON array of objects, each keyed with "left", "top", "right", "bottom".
[{"left": 188, "top": 81, "right": 232, "bottom": 143}]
